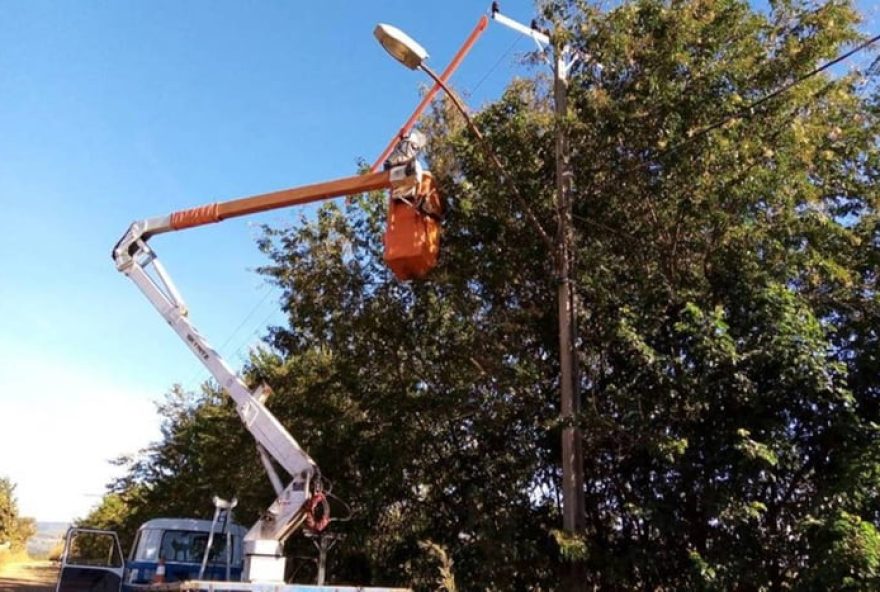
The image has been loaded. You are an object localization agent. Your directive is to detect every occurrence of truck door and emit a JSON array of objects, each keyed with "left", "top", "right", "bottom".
[{"left": 55, "top": 528, "right": 124, "bottom": 592}]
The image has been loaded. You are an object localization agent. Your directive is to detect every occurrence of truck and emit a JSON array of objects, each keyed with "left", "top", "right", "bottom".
[{"left": 57, "top": 520, "right": 404, "bottom": 592}]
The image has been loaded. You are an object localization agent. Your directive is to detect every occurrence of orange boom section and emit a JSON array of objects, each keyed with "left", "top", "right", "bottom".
[
  {"left": 384, "top": 173, "right": 443, "bottom": 280},
  {"left": 169, "top": 170, "right": 394, "bottom": 230}
]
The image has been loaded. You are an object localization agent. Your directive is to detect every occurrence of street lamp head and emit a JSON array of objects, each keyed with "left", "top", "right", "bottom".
[{"left": 374, "top": 23, "right": 428, "bottom": 70}]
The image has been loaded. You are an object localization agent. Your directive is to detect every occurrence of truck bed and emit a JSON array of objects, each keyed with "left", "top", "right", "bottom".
[{"left": 130, "top": 581, "right": 410, "bottom": 592}]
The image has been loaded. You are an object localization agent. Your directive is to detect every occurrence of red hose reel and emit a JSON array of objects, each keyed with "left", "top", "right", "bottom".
[{"left": 304, "top": 491, "right": 331, "bottom": 532}]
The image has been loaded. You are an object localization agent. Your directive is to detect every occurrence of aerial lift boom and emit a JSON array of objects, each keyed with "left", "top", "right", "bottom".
[
  {"left": 112, "top": 156, "right": 439, "bottom": 583},
  {"left": 108, "top": 12, "right": 488, "bottom": 587},
  {"left": 53, "top": 12, "right": 498, "bottom": 592}
]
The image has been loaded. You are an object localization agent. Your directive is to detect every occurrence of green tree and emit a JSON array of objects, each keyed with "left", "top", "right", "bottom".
[
  {"left": 0, "top": 477, "right": 36, "bottom": 552},
  {"left": 541, "top": 0, "right": 880, "bottom": 588},
  {"left": 87, "top": 0, "right": 880, "bottom": 589}
]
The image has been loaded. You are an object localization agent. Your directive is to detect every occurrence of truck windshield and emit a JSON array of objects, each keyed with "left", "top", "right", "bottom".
[{"left": 133, "top": 528, "right": 239, "bottom": 565}]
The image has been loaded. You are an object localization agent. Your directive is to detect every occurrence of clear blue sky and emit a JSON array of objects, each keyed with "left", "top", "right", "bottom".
[
  {"left": 1, "top": 1, "right": 876, "bottom": 523},
  {"left": 0, "top": 0, "right": 541, "bottom": 522}
]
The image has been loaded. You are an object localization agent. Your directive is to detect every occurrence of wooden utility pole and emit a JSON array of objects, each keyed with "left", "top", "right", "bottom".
[
  {"left": 554, "top": 41, "right": 587, "bottom": 592},
  {"left": 490, "top": 9, "right": 587, "bottom": 589}
]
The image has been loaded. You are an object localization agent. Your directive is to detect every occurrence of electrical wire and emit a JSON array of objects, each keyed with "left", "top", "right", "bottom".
[
  {"left": 466, "top": 34, "right": 523, "bottom": 98},
  {"left": 217, "top": 283, "right": 277, "bottom": 354},
  {"left": 181, "top": 283, "right": 280, "bottom": 393},
  {"left": 230, "top": 303, "right": 285, "bottom": 367},
  {"left": 326, "top": 491, "right": 355, "bottom": 524},
  {"left": 629, "top": 32, "right": 880, "bottom": 171},
  {"left": 566, "top": 34, "right": 880, "bottom": 257},
  {"left": 697, "top": 33, "right": 878, "bottom": 135}
]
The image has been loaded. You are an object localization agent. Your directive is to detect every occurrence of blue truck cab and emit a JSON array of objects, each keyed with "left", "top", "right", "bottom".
[
  {"left": 123, "top": 518, "right": 247, "bottom": 588},
  {"left": 56, "top": 518, "right": 247, "bottom": 592}
]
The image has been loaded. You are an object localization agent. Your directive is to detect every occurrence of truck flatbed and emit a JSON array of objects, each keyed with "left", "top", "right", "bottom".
[{"left": 131, "top": 583, "right": 409, "bottom": 592}]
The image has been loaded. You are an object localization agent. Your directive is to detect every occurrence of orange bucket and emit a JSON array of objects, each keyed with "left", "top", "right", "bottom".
[{"left": 383, "top": 173, "right": 443, "bottom": 280}]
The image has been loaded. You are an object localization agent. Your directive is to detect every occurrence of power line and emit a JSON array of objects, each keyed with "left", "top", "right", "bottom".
[
  {"left": 180, "top": 283, "right": 281, "bottom": 393},
  {"left": 230, "top": 305, "right": 286, "bottom": 367},
  {"left": 568, "top": 33, "right": 880, "bottom": 247},
  {"left": 689, "top": 33, "right": 880, "bottom": 143},
  {"left": 466, "top": 34, "right": 523, "bottom": 98},
  {"left": 216, "top": 283, "right": 277, "bottom": 354},
  {"left": 639, "top": 32, "right": 880, "bottom": 169}
]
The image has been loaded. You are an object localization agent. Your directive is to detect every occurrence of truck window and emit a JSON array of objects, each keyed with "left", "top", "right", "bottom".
[
  {"left": 66, "top": 530, "right": 123, "bottom": 568},
  {"left": 159, "top": 530, "right": 237, "bottom": 565},
  {"left": 133, "top": 528, "right": 162, "bottom": 561}
]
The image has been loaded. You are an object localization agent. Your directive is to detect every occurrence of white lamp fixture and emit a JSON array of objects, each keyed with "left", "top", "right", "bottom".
[{"left": 374, "top": 23, "right": 429, "bottom": 70}]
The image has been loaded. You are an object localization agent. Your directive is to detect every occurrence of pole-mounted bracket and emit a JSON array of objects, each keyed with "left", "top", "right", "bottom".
[{"left": 491, "top": 9, "right": 591, "bottom": 78}]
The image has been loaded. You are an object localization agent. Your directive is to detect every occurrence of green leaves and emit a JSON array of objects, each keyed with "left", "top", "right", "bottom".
[
  {"left": 799, "top": 510, "right": 880, "bottom": 590},
  {"left": 551, "top": 529, "right": 589, "bottom": 562},
  {"left": 0, "top": 477, "right": 35, "bottom": 552},
  {"left": 735, "top": 428, "right": 779, "bottom": 467}
]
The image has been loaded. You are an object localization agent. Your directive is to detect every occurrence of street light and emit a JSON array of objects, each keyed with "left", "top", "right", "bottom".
[
  {"left": 374, "top": 24, "right": 429, "bottom": 70},
  {"left": 374, "top": 22, "right": 554, "bottom": 253},
  {"left": 374, "top": 23, "right": 462, "bottom": 113}
]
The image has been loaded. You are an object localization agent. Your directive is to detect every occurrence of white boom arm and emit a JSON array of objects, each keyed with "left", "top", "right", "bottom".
[{"left": 112, "top": 163, "right": 423, "bottom": 582}]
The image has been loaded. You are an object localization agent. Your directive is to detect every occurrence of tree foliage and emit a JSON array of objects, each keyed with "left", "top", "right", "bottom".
[
  {"left": 86, "top": 0, "right": 880, "bottom": 589},
  {"left": 0, "top": 476, "right": 35, "bottom": 552}
]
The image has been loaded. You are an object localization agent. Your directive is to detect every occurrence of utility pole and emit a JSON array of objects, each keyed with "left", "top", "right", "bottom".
[
  {"left": 491, "top": 7, "right": 586, "bottom": 590},
  {"left": 553, "top": 30, "right": 587, "bottom": 592}
]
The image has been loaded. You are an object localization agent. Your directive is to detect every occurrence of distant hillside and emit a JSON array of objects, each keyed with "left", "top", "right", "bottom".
[{"left": 27, "top": 522, "right": 69, "bottom": 558}]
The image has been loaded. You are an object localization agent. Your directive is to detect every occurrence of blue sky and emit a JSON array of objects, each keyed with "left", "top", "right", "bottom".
[
  {"left": 0, "top": 0, "right": 541, "bottom": 522},
  {"left": 1, "top": 1, "right": 877, "bottom": 523}
]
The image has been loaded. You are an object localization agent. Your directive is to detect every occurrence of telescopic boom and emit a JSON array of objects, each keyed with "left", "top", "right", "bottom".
[{"left": 113, "top": 158, "right": 433, "bottom": 583}]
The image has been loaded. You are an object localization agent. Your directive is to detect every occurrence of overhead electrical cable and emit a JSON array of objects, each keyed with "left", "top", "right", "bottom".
[
  {"left": 622, "top": 32, "right": 880, "bottom": 173},
  {"left": 680, "top": 32, "right": 880, "bottom": 148},
  {"left": 467, "top": 34, "right": 523, "bottom": 97}
]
